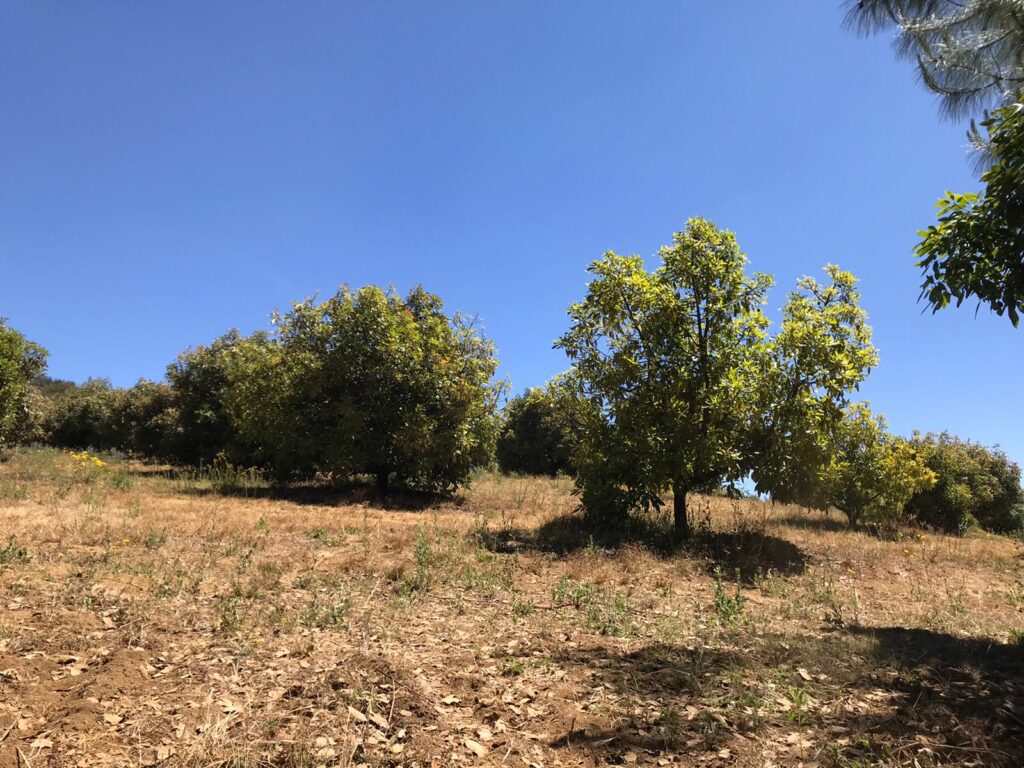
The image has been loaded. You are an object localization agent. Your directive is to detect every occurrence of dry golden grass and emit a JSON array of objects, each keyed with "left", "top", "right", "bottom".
[{"left": 0, "top": 449, "right": 1022, "bottom": 768}]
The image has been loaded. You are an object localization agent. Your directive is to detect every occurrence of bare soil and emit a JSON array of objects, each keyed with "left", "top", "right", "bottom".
[{"left": 1, "top": 451, "right": 1022, "bottom": 767}]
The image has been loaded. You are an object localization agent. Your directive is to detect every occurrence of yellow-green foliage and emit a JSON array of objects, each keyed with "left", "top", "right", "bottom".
[
  {"left": 907, "top": 433, "right": 1024, "bottom": 534},
  {"left": 0, "top": 319, "right": 47, "bottom": 446},
  {"left": 557, "top": 218, "right": 878, "bottom": 536},
  {"left": 818, "top": 403, "right": 936, "bottom": 526}
]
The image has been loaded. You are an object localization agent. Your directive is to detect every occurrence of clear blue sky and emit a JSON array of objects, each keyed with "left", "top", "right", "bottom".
[{"left": 2, "top": 1, "right": 1021, "bottom": 464}]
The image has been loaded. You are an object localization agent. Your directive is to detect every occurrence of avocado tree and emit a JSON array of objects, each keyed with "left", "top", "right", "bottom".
[
  {"left": 0, "top": 319, "right": 47, "bottom": 447},
  {"left": 166, "top": 331, "right": 252, "bottom": 465},
  {"left": 558, "top": 218, "right": 878, "bottom": 538},
  {"left": 225, "top": 285, "right": 503, "bottom": 491},
  {"left": 497, "top": 381, "right": 579, "bottom": 476},
  {"left": 906, "top": 432, "right": 1024, "bottom": 533},
  {"left": 43, "top": 378, "right": 121, "bottom": 450},
  {"left": 816, "top": 403, "right": 935, "bottom": 527}
]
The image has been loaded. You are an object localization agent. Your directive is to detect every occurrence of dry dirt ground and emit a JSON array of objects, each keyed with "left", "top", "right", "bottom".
[{"left": 1, "top": 449, "right": 1022, "bottom": 768}]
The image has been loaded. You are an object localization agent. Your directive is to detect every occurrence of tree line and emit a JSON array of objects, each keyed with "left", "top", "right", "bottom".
[
  {"left": 2, "top": 218, "right": 1020, "bottom": 537},
  {"left": 4, "top": 286, "right": 500, "bottom": 493}
]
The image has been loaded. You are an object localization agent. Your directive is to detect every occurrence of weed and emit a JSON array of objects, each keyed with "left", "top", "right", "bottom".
[
  {"left": 511, "top": 599, "right": 534, "bottom": 618},
  {"left": 301, "top": 595, "right": 350, "bottom": 629},
  {"left": 399, "top": 526, "right": 436, "bottom": 595},
  {"left": 0, "top": 478, "right": 28, "bottom": 501},
  {"left": 654, "top": 705, "right": 684, "bottom": 747},
  {"left": 552, "top": 576, "right": 595, "bottom": 608},
  {"left": 143, "top": 529, "right": 167, "bottom": 550},
  {"left": 553, "top": 576, "right": 632, "bottom": 635},
  {"left": 754, "top": 568, "right": 788, "bottom": 597},
  {"left": 786, "top": 686, "right": 810, "bottom": 727},
  {"left": 712, "top": 568, "right": 745, "bottom": 623},
  {"left": 0, "top": 536, "right": 29, "bottom": 565},
  {"left": 306, "top": 527, "right": 335, "bottom": 545},
  {"left": 809, "top": 569, "right": 848, "bottom": 625},
  {"left": 110, "top": 471, "right": 134, "bottom": 491},
  {"left": 174, "top": 456, "right": 267, "bottom": 496},
  {"left": 697, "top": 709, "right": 719, "bottom": 747},
  {"left": 586, "top": 592, "right": 633, "bottom": 636},
  {"left": 730, "top": 692, "right": 765, "bottom": 732},
  {"left": 215, "top": 592, "right": 246, "bottom": 633},
  {"left": 154, "top": 571, "right": 185, "bottom": 599},
  {"left": 945, "top": 582, "right": 968, "bottom": 618},
  {"left": 501, "top": 660, "right": 525, "bottom": 676}
]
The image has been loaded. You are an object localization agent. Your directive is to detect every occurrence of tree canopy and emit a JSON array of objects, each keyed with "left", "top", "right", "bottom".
[
  {"left": 815, "top": 403, "right": 935, "bottom": 526},
  {"left": 558, "top": 218, "right": 878, "bottom": 537},
  {"left": 846, "top": 2, "right": 1024, "bottom": 324},
  {"left": 915, "top": 102, "right": 1024, "bottom": 325},
  {"left": 223, "top": 285, "right": 503, "bottom": 491},
  {"left": 845, "top": 0, "right": 1024, "bottom": 119},
  {"left": 906, "top": 432, "right": 1024, "bottom": 533},
  {"left": 496, "top": 382, "right": 579, "bottom": 477},
  {"left": 0, "top": 319, "right": 48, "bottom": 447}
]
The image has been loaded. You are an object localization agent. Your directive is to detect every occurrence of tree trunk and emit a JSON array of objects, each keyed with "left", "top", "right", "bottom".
[
  {"left": 673, "top": 481, "right": 690, "bottom": 540},
  {"left": 375, "top": 468, "right": 390, "bottom": 493}
]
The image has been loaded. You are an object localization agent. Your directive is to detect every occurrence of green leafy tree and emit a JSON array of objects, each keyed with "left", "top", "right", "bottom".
[
  {"left": 165, "top": 331, "right": 250, "bottom": 466},
  {"left": 847, "top": 3, "right": 1024, "bottom": 323},
  {"left": 558, "top": 218, "right": 878, "bottom": 538},
  {"left": 36, "top": 378, "right": 176, "bottom": 458},
  {"left": 915, "top": 102, "right": 1024, "bottom": 324},
  {"left": 750, "top": 266, "right": 881, "bottom": 507},
  {"left": 115, "top": 380, "right": 177, "bottom": 458},
  {"left": 906, "top": 432, "right": 1024, "bottom": 533},
  {"left": 0, "top": 319, "right": 48, "bottom": 446},
  {"left": 226, "top": 285, "right": 502, "bottom": 491},
  {"left": 43, "top": 378, "right": 122, "bottom": 450},
  {"left": 496, "top": 382, "right": 579, "bottom": 476},
  {"left": 815, "top": 403, "right": 935, "bottom": 526}
]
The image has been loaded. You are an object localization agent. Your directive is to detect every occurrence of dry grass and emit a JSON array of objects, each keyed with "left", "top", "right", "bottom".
[{"left": 0, "top": 449, "right": 1022, "bottom": 767}]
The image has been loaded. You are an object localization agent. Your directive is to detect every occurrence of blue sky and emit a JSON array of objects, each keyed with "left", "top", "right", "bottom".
[{"left": 2, "top": 1, "right": 1021, "bottom": 463}]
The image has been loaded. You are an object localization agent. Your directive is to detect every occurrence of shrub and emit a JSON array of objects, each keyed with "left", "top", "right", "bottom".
[
  {"left": 496, "top": 383, "right": 578, "bottom": 476},
  {"left": 906, "top": 433, "right": 1024, "bottom": 534}
]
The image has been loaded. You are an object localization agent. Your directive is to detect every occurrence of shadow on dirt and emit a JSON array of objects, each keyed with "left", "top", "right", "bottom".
[
  {"left": 538, "top": 627, "right": 1024, "bottom": 766},
  {"left": 771, "top": 512, "right": 851, "bottom": 533},
  {"left": 168, "top": 479, "right": 457, "bottom": 512},
  {"left": 476, "top": 512, "right": 808, "bottom": 582}
]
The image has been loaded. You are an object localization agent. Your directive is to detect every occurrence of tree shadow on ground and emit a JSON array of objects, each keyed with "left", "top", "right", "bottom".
[
  {"left": 539, "top": 626, "right": 1024, "bottom": 766},
  {"left": 690, "top": 530, "right": 809, "bottom": 582},
  {"left": 476, "top": 512, "right": 808, "bottom": 582},
  {"left": 543, "top": 643, "right": 747, "bottom": 758},
  {"left": 172, "top": 481, "right": 457, "bottom": 512},
  {"left": 771, "top": 513, "right": 851, "bottom": 533}
]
